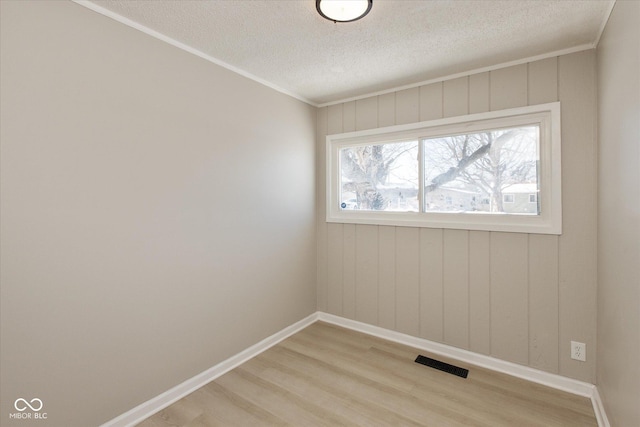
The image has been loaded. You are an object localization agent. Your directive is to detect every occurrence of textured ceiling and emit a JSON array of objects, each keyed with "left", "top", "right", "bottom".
[{"left": 86, "top": 0, "right": 614, "bottom": 105}]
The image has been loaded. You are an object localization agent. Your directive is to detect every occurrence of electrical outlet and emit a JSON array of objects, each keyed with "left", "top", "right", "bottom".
[{"left": 571, "top": 341, "right": 586, "bottom": 361}]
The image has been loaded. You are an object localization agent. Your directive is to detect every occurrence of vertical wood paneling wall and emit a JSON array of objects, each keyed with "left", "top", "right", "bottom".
[{"left": 316, "top": 52, "right": 597, "bottom": 383}]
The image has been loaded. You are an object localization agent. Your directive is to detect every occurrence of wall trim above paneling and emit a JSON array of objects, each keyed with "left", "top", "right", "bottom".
[
  {"left": 101, "top": 311, "right": 609, "bottom": 427},
  {"left": 317, "top": 0, "right": 615, "bottom": 109},
  {"left": 316, "top": 45, "right": 594, "bottom": 108}
]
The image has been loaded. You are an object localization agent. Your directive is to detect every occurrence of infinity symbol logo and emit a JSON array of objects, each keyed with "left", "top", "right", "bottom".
[{"left": 14, "top": 398, "right": 43, "bottom": 412}]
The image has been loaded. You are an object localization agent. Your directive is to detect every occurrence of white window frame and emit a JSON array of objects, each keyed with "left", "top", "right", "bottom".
[{"left": 326, "top": 102, "right": 562, "bottom": 234}]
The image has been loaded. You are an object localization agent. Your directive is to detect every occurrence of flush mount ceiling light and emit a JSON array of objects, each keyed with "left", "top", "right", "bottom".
[{"left": 316, "top": 0, "right": 373, "bottom": 23}]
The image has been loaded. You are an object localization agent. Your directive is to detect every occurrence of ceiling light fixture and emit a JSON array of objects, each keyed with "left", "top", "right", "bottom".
[{"left": 316, "top": 0, "right": 373, "bottom": 23}]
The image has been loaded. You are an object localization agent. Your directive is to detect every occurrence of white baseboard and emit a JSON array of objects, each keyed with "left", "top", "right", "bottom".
[
  {"left": 317, "top": 312, "right": 609, "bottom": 427},
  {"left": 317, "top": 313, "right": 594, "bottom": 396},
  {"left": 100, "top": 312, "right": 319, "bottom": 427},
  {"left": 102, "top": 311, "right": 609, "bottom": 427},
  {"left": 591, "top": 386, "right": 611, "bottom": 427}
]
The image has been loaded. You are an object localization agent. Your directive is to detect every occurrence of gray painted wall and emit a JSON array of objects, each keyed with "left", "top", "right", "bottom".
[
  {"left": 316, "top": 52, "right": 598, "bottom": 384},
  {"left": 597, "top": 1, "right": 640, "bottom": 425},
  {"left": 0, "top": 1, "right": 316, "bottom": 426}
]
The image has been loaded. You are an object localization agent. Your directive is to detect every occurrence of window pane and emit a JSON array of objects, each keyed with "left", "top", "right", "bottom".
[
  {"left": 340, "top": 141, "right": 419, "bottom": 211},
  {"left": 423, "top": 126, "right": 540, "bottom": 215}
]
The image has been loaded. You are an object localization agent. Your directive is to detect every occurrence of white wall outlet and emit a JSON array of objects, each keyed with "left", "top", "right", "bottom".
[{"left": 571, "top": 341, "right": 586, "bottom": 361}]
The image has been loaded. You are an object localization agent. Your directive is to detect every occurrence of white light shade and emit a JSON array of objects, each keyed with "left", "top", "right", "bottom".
[{"left": 316, "top": 0, "right": 373, "bottom": 23}]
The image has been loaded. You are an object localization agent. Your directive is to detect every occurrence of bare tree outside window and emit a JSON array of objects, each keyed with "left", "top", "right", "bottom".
[
  {"left": 340, "top": 141, "right": 419, "bottom": 212},
  {"left": 423, "top": 126, "right": 540, "bottom": 215}
]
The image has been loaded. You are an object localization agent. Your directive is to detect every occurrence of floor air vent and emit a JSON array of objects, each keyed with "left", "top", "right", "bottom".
[{"left": 415, "top": 355, "right": 469, "bottom": 378}]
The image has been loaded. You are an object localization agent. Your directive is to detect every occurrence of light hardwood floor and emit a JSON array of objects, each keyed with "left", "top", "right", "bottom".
[{"left": 136, "top": 322, "right": 597, "bottom": 426}]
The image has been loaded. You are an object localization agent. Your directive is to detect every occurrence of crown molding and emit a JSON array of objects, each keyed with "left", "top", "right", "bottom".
[{"left": 72, "top": 1, "right": 318, "bottom": 107}]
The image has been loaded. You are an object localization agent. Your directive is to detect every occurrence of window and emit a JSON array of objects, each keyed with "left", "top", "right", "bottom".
[{"left": 327, "top": 102, "right": 562, "bottom": 234}]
